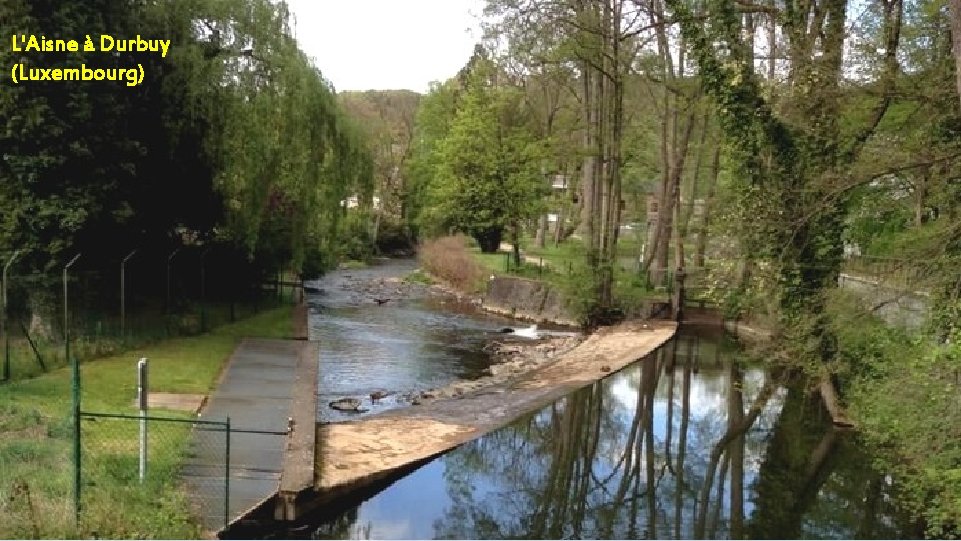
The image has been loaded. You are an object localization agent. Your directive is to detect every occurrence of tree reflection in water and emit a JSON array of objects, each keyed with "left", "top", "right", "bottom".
[{"left": 306, "top": 327, "right": 915, "bottom": 540}]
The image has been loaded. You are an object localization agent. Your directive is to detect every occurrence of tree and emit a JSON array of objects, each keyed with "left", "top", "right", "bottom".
[
  {"left": 429, "top": 65, "right": 547, "bottom": 254},
  {"left": 406, "top": 80, "right": 461, "bottom": 239},
  {"left": 485, "top": 0, "right": 653, "bottom": 320},
  {"left": 338, "top": 90, "right": 421, "bottom": 251},
  {"left": 0, "top": 0, "right": 375, "bottom": 334},
  {"left": 666, "top": 0, "right": 903, "bottom": 375},
  {"left": 950, "top": 0, "right": 961, "bottom": 109}
]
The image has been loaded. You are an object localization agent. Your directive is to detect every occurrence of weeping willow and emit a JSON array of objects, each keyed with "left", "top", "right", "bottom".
[{"left": 209, "top": 0, "right": 375, "bottom": 272}]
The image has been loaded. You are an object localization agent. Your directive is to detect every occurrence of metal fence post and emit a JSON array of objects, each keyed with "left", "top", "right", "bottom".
[
  {"left": 166, "top": 247, "right": 182, "bottom": 315},
  {"left": 224, "top": 416, "right": 231, "bottom": 530},
  {"left": 2, "top": 250, "right": 19, "bottom": 381},
  {"left": 137, "top": 358, "right": 149, "bottom": 483},
  {"left": 64, "top": 252, "right": 82, "bottom": 526},
  {"left": 120, "top": 249, "right": 138, "bottom": 341}
]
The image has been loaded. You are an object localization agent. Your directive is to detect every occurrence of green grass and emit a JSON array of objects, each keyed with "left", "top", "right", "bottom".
[
  {"left": 339, "top": 259, "right": 369, "bottom": 270},
  {"left": 402, "top": 269, "right": 434, "bottom": 285},
  {"left": 2, "top": 298, "right": 281, "bottom": 384},
  {"left": 0, "top": 305, "right": 292, "bottom": 538},
  {"left": 471, "top": 251, "right": 506, "bottom": 274},
  {"left": 471, "top": 238, "right": 675, "bottom": 316}
]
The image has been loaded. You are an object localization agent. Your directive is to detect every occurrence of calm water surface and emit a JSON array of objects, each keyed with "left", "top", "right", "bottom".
[{"left": 297, "top": 260, "right": 916, "bottom": 539}]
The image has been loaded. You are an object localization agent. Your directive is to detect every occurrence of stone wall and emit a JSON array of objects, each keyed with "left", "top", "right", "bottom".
[
  {"left": 482, "top": 276, "right": 578, "bottom": 327},
  {"left": 838, "top": 273, "right": 928, "bottom": 331}
]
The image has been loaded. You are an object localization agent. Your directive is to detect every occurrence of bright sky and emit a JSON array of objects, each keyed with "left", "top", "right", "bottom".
[{"left": 286, "top": 0, "right": 486, "bottom": 94}]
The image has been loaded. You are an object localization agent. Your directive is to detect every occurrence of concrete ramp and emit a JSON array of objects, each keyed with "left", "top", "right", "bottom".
[
  {"left": 182, "top": 337, "right": 318, "bottom": 533},
  {"left": 313, "top": 321, "right": 676, "bottom": 502}
]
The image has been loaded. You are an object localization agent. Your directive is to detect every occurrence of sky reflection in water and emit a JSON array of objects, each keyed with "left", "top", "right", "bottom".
[{"left": 307, "top": 328, "right": 914, "bottom": 540}]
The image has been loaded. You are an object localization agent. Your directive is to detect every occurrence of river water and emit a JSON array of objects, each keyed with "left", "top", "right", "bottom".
[
  {"left": 307, "top": 259, "right": 520, "bottom": 423},
  {"left": 297, "top": 260, "right": 917, "bottom": 539}
]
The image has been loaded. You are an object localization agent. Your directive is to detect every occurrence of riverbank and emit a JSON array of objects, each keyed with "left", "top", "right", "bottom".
[{"left": 0, "top": 306, "right": 293, "bottom": 539}]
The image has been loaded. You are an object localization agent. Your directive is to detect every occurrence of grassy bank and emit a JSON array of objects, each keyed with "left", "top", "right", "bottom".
[
  {"left": 467, "top": 237, "right": 683, "bottom": 320},
  {"left": 3, "top": 297, "right": 284, "bottom": 384},
  {"left": 0, "top": 306, "right": 292, "bottom": 538}
]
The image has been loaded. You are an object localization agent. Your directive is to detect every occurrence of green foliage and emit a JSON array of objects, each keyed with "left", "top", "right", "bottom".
[
  {"left": 824, "top": 289, "right": 961, "bottom": 537},
  {"left": 406, "top": 80, "right": 461, "bottom": 238},
  {"left": 409, "top": 57, "right": 547, "bottom": 251},
  {"left": 0, "top": 0, "right": 374, "bottom": 288},
  {"left": 849, "top": 333, "right": 961, "bottom": 537},
  {"left": 336, "top": 212, "right": 376, "bottom": 263},
  {"left": 432, "top": 84, "right": 546, "bottom": 250}
]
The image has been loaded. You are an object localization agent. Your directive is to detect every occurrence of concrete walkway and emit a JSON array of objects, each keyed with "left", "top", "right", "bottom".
[
  {"left": 181, "top": 337, "right": 318, "bottom": 534},
  {"left": 312, "top": 321, "right": 676, "bottom": 504}
]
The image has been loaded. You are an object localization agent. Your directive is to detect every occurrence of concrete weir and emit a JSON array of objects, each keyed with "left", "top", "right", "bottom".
[{"left": 311, "top": 321, "right": 676, "bottom": 505}]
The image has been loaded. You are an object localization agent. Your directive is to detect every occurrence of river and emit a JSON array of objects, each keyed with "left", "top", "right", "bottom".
[{"left": 292, "top": 259, "right": 917, "bottom": 539}]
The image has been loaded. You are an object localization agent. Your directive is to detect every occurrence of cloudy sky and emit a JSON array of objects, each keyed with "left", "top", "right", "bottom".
[{"left": 286, "top": 0, "right": 486, "bottom": 93}]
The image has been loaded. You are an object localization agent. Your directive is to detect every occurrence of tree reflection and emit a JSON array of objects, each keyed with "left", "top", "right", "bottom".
[
  {"left": 306, "top": 328, "right": 914, "bottom": 540},
  {"left": 430, "top": 328, "right": 911, "bottom": 540}
]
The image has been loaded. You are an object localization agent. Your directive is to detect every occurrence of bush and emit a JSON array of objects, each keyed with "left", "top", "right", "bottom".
[
  {"left": 300, "top": 244, "right": 336, "bottom": 280},
  {"left": 830, "top": 291, "right": 961, "bottom": 537},
  {"left": 338, "top": 212, "right": 375, "bottom": 262},
  {"left": 418, "top": 235, "right": 487, "bottom": 293}
]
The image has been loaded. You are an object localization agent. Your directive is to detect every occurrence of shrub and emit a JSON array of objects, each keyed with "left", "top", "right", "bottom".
[{"left": 418, "top": 235, "right": 487, "bottom": 293}]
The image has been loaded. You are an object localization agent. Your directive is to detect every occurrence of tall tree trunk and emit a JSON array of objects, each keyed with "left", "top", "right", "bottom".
[
  {"left": 650, "top": 84, "right": 675, "bottom": 286},
  {"left": 578, "top": 64, "right": 596, "bottom": 241},
  {"left": 681, "top": 111, "right": 709, "bottom": 239},
  {"left": 694, "top": 143, "right": 721, "bottom": 268},
  {"left": 554, "top": 207, "right": 566, "bottom": 246},
  {"left": 951, "top": 0, "right": 961, "bottom": 110},
  {"left": 536, "top": 213, "right": 548, "bottom": 248},
  {"left": 511, "top": 221, "right": 522, "bottom": 267},
  {"left": 914, "top": 169, "right": 929, "bottom": 227}
]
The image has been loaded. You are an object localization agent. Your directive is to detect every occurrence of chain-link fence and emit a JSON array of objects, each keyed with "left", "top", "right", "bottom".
[
  {"left": 1, "top": 245, "right": 296, "bottom": 383},
  {"left": 78, "top": 411, "right": 232, "bottom": 532}
]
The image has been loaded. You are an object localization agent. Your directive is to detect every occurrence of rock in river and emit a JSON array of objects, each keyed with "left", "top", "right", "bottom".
[{"left": 329, "top": 398, "right": 367, "bottom": 412}]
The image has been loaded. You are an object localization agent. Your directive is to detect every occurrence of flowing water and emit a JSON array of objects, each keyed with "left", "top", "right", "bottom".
[
  {"left": 294, "top": 259, "right": 917, "bottom": 539},
  {"left": 308, "top": 259, "right": 521, "bottom": 422}
]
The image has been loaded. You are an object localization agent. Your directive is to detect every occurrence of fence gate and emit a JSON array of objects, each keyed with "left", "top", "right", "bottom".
[{"left": 78, "top": 411, "right": 231, "bottom": 532}]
